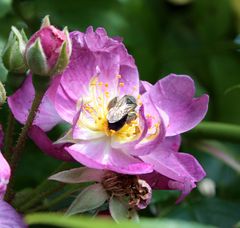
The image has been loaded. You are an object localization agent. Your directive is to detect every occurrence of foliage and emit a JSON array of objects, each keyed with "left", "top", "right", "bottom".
[{"left": 0, "top": 0, "right": 240, "bottom": 227}]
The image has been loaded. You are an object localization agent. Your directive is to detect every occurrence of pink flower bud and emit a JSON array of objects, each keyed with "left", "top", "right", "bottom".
[
  {"left": 27, "top": 26, "right": 66, "bottom": 68},
  {"left": 25, "top": 16, "right": 72, "bottom": 76}
]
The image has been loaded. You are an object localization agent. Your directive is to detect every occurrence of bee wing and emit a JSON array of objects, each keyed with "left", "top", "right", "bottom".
[{"left": 107, "top": 103, "right": 136, "bottom": 123}]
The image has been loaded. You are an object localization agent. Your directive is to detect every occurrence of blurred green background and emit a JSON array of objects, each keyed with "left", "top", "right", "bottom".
[{"left": 0, "top": 0, "right": 240, "bottom": 227}]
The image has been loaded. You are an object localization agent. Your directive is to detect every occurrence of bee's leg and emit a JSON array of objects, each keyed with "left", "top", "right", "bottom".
[
  {"left": 126, "top": 111, "right": 137, "bottom": 124},
  {"left": 107, "top": 96, "right": 118, "bottom": 110}
]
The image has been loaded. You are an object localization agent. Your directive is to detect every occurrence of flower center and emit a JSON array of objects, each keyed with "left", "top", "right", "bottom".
[
  {"left": 101, "top": 171, "right": 151, "bottom": 209},
  {"left": 77, "top": 77, "right": 142, "bottom": 143}
]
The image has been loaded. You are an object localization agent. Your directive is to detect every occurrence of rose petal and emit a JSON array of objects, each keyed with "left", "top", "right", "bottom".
[
  {"left": 8, "top": 75, "right": 62, "bottom": 131},
  {"left": 0, "top": 153, "right": 10, "bottom": 199},
  {"left": 148, "top": 74, "right": 209, "bottom": 136},
  {"left": 141, "top": 136, "right": 205, "bottom": 183},
  {"left": 0, "top": 125, "right": 3, "bottom": 149},
  {"left": 140, "top": 80, "right": 153, "bottom": 94},
  {"left": 66, "top": 139, "right": 153, "bottom": 175},
  {"left": 0, "top": 201, "right": 26, "bottom": 228},
  {"left": 142, "top": 171, "right": 196, "bottom": 203},
  {"left": 57, "top": 29, "right": 139, "bottom": 106},
  {"left": 28, "top": 125, "right": 74, "bottom": 161}
]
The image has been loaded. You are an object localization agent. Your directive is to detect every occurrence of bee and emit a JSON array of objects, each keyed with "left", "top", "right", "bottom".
[{"left": 107, "top": 95, "right": 138, "bottom": 131}]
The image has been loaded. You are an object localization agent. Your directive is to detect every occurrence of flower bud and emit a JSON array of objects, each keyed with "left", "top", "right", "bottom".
[
  {"left": 25, "top": 15, "right": 72, "bottom": 77},
  {"left": 2, "top": 26, "right": 28, "bottom": 74},
  {"left": 0, "top": 82, "right": 6, "bottom": 105},
  {"left": 198, "top": 178, "right": 216, "bottom": 198}
]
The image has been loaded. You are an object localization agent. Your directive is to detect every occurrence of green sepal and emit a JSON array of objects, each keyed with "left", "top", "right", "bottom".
[
  {"left": 50, "top": 41, "right": 69, "bottom": 76},
  {"left": 66, "top": 183, "right": 108, "bottom": 216},
  {"left": 40, "top": 15, "right": 51, "bottom": 29},
  {"left": 26, "top": 38, "right": 49, "bottom": 76}
]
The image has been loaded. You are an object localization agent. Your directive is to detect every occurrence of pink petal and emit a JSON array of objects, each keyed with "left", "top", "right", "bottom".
[
  {"left": 28, "top": 125, "right": 74, "bottom": 161},
  {"left": 142, "top": 171, "right": 196, "bottom": 203},
  {"left": 8, "top": 75, "right": 62, "bottom": 131},
  {"left": 0, "top": 153, "right": 10, "bottom": 199},
  {"left": 0, "top": 125, "right": 3, "bottom": 149},
  {"left": 0, "top": 201, "right": 26, "bottom": 228},
  {"left": 66, "top": 139, "right": 153, "bottom": 175},
  {"left": 57, "top": 29, "right": 139, "bottom": 108},
  {"left": 148, "top": 74, "right": 209, "bottom": 136},
  {"left": 141, "top": 136, "right": 205, "bottom": 183},
  {"left": 72, "top": 107, "right": 105, "bottom": 140},
  {"left": 128, "top": 93, "right": 166, "bottom": 156},
  {"left": 140, "top": 80, "right": 153, "bottom": 94},
  {"left": 55, "top": 83, "right": 77, "bottom": 123}
]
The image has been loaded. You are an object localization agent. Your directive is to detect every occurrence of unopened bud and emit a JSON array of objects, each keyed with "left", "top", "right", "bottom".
[
  {"left": 198, "top": 178, "right": 216, "bottom": 197},
  {"left": 2, "top": 26, "right": 28, "bottom": 74},
  {"left": 25, "top": 15, "right": 72, "bottom": 77},
  {"left": 0, "top": 82, "right": 6, "bottom": 105}
]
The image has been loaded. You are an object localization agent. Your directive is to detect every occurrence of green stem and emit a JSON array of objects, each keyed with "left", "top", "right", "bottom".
[
  {"left": 185, "top": 121, "right": 240, "bottom": 143},
  {"left": 4, "top": 111, "right": 15, "bottom": 161},
  {"left": 29, "top": 185, "right": 80, "bottom": 213},
  {"left": 19, "top": 182, "right": 65, "bottom": 212},
  {"left": 16, "top": 162, "right": 72, "bottom": 212},
  {"left": 5, "top": 76, "right": 49, "bottom": 202},
  {"left": 4, "top": 72, "right": 26, "bottom": 160}
]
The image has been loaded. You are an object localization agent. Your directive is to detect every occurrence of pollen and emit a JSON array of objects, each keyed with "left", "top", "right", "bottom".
[
  {"left": 98, "top": 82, "right": 103, "bottom": 86},
  {"left": 116, "top": 74, "right": 122, "bottom": 79},
  {"left": 110, "top": 129, "right": 116, "bottom": 134},
  {"left": 90, "top": 82, "right": 97, "bottom": 86},
  {"left": 105, "top": 83, "right": 109, "bottom": 87},
  {"left": 146, "top": 114, "right": 151, "bottom": 118},
  {"left": 119, "top": 82, "right": 124, "bottom": 87}
]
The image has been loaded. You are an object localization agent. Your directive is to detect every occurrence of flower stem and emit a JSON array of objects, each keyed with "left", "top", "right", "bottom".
[
  {"left": 3, "top": 111, "right": 15, "bottom": 161},
  {"left": 186, "top": 121, "right": 240, "bottom": 143},
  {"left": 15, "top": 162, "right": 72, "bottom": 212},
  {"left": 29, "top": 185, "right": 80, "bottom": 213},
  {"left": 5, "top": 75, "right": 50, "bottom": 202},
  {"left": 4, "top": 72, "right": 26, "bottom": 161},
  {"left": 19, "top": 182, "right": 65, "bottom": 212}
]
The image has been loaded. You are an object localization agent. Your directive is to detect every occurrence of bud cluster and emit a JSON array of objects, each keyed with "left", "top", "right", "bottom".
[{"left": 1, "top": 15, "right": 72, "bottom": 78}]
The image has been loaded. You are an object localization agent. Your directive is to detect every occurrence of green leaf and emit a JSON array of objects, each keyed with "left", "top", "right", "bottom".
[
  {"left": 25, "top": 213, "right": 215, "bottom": 228},
  {"left": 66, "top": 183, "right": 108, "bottom": 216}
]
